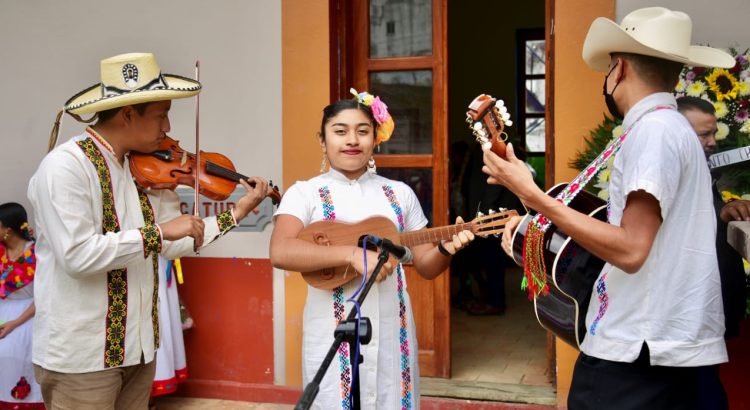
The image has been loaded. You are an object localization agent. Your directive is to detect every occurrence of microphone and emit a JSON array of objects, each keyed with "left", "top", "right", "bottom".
[{"left": 368, "top": 236, "right": 413, "bottom": 264}]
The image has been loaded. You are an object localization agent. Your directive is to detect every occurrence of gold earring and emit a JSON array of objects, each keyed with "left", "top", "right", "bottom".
[{"left": 320, "top": 155, "right": 329, "bottom": 173}]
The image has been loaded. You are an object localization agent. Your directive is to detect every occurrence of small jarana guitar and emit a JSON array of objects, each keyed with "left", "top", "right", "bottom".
[
  {"left": 298, "top": 210, "right": 518, "bottom": 290},
  {"left": 467, "top": 94, "right": 606, "bottom": 349}
]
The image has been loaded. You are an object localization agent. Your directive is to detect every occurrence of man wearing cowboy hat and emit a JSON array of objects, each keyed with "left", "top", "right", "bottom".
[
  {"left": 27, "top": 53, "right": 270, "bottom": 409},
  {"left": 484, "top": 8, "right": 734, "bottom": 409}
]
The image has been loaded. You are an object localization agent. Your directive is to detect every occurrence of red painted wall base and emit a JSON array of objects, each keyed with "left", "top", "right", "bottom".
[{"left": 722, "top": 318, "right": 750, "bottom": 409}]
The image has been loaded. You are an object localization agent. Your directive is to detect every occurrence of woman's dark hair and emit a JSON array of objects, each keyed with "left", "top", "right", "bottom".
[
  {"left": 0, "top": 202, "right": 32, "bottom": 241},
  {"left": 319, "top": 99, "right": 378, "bottom": 140}
]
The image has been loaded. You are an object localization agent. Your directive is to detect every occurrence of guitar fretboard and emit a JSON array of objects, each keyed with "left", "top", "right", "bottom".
[{"left": 398, "top": 223, "right": 474, "bottom": 247}]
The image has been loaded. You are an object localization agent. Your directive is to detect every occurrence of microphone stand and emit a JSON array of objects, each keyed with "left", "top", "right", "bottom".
[{"left": 295, "top": 247, "right": 391, "bottom": 410}]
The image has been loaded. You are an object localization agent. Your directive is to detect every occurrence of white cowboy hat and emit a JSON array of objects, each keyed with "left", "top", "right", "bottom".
[
  {"left": 582, "top": 7, "right": 735, "bottom": 72},
  {"left": 64, "top": 52, "right": 201, "bottom": 115}
]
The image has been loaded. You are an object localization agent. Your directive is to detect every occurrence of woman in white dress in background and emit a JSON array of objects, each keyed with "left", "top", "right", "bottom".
[{"left": 0, "top": 202, "right": 44, "bottom": 409}]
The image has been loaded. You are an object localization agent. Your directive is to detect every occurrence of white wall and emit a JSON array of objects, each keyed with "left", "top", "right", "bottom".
[
  {"left": 617, "top": 0, "right": 750, "bottom": 49},
  {"left": 0, "top": 0, "right": 282, "bottom": 258}
]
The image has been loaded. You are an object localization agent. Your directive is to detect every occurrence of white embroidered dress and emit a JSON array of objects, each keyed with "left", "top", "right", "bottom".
[{"left": 276, "top": 169, "right": 428, "bottom": 410}]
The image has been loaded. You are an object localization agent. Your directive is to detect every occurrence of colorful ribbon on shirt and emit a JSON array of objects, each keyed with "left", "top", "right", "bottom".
[{"left": 522, "top": 105, "right": 675, "bottom": 299}]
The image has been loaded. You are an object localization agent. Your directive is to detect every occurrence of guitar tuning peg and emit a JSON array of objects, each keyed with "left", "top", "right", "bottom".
[
  {"left": 497, "top": 105, "right": 508, "bottom": 115},
  {"left": 493, "top": 232, "right": 500, "bottom": 238},
  {"left": 501, "top": 112, "right": 511, "bottom": 121},
  {"left": 488, "top": 209, "right": 496, "bottom": 214},
  {"left": 498, "top": 207, "right": 507, "bottom": 212},
  {"left": 495, "top": 99, "right": 505, "bottom": 108},
  {"left": 476, "top": 211, "right": 485, "bottom": 217},
  {"left": 505, "top": 120, "right": 513, "bottom": 127},
  {"left": 472, "top": 122, "right": 483, "bottom": 131},
  {"left": 465, "top": 115, "right": 472, "bottom": 124}
]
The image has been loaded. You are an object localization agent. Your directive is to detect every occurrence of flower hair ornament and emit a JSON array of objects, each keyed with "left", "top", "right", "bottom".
[{"left": 350, "top": 88, "right": 395, "bottom": 145}]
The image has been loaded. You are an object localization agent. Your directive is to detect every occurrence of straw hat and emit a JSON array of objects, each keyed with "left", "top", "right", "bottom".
[
  {"left": 582, "top": 7, "right": 735, "bottom": 72},
  {"left": 64, "top": 53, "right": 201, "bottom": 115}
]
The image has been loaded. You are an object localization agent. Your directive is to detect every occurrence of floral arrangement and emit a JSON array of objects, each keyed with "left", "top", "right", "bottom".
[
  {"left": 571, "top": 48, "right": 750, "bottom": 201},
  {"left": 350, "top": 88, "right": 395, "bottom": 145}
]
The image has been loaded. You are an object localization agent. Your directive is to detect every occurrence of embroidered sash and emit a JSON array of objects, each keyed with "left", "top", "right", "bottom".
[
  {"left": 76, "top": 137, "right": 161, "bottom": 367},
  {"left": 381, "top": 185, "right": 413, "bottom": 410}
]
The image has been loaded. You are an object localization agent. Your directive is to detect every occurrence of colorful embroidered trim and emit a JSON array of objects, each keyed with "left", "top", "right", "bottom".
[
  {"left": 150, "top": 367, "right": 188, "bottom": 397},
  {"left": 0, "top": 243, "right": 35, "bottom": 299},
  {"left": 0, "top": 401, "right": 46, "bottom": 409},
  {"left": 333, "top": 286, "right": 353, "bottom": 410},
  {"left": 217, "top": 210, "right": 236, "bottom": 234},
  {"left": 138, "top": 224, "right": 162, "bottom": 258},
  {"left": 138, "top": 191, "right": 160, "bottom": 349},
  {"left": 77, "top": 137, "right": 128, "bottom": 368},
  {"left": 319, "top": 186, "right": 336, "bottom": 220},
  {"left": 522, "top": 105, "right": 675, "bottom": 299},
  {"left": 318, "top": 185, "right": 352, "bottom": 410},
  {"left": 382, "top": 185, "right": 412, "bottom": 410},
  {"left": 589, "top": 271, "right": 609, "bottom": 335}
]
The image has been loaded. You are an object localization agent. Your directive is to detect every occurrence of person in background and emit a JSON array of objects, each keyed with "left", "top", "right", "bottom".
[
  {"left": 149, "top": 257, "right": 189, "bottom": 410},
  {"left": 0, "top": 202, "right": 44, "bottom": 409},
  {"left": 677, "top": 96, "right": 750, "bottom": 410}
]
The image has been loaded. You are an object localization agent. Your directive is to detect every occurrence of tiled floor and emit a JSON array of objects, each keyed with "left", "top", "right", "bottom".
[{"left": 451, "top": 267, "right": 551, "bottom": 386}]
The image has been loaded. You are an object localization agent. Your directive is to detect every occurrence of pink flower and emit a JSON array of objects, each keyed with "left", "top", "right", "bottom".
[{"left": 370, "top": 96, "right": 390, "bottom": 125}]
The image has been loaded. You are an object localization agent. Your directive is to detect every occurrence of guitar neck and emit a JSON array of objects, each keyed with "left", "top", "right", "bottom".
[{"left": 398, "top": 222, "right": 473, "bottom": 247}]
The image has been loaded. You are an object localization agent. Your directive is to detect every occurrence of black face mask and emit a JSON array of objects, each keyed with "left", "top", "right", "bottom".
[{"left": 603, "top": 62, "right": 623, "bottom": 120}]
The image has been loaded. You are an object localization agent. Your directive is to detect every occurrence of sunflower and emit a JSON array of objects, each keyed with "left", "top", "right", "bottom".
[{"left": 706, "top": 69, "right": 741, "bottom": 101}]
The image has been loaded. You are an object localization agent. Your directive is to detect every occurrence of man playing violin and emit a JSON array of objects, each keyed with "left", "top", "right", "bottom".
[{"left": 27, "top": 52, "right": 269, "bottom": 410}]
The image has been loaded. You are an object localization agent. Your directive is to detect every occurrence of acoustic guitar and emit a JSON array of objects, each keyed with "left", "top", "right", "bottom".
[
  {"left": 298, "top": 210, "right": 518, "bottom": 290},
  {"left": 508, "top": 186, "right": 606, "bottom": 349},
  {"left": 466, "top": 93, "right": 606, "bottom": 349}
]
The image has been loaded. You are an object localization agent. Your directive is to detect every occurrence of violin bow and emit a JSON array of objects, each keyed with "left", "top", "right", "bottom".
[{"left": 194, "top": 60, "right": 201, "bottom": 254}]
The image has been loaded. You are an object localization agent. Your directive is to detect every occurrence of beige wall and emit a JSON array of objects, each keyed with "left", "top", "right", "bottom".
[{"left": 0, "top": 0, "right": 282, "bottom": 259}]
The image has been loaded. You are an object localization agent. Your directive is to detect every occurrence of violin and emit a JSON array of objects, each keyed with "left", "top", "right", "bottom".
[{"left": 129, "top": 136, "right": 281, "bottom": 204}]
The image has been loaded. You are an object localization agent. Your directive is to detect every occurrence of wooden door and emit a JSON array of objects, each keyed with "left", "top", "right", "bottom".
[{"left": 330, "top": 0, "right": 450, "bottom": 377}]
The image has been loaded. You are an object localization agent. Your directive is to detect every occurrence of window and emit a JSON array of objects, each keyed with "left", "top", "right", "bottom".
[{"left": 516, "top": 28, "right": 546, "bottom": 186}]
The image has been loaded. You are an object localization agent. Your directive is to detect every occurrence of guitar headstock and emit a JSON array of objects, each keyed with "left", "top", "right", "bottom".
[
  {"left": 470, "top": 208, "right": 519, "bottom": 238},
  {"left": 466, "top": 94, "right": 513, "bottom": 159}
]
